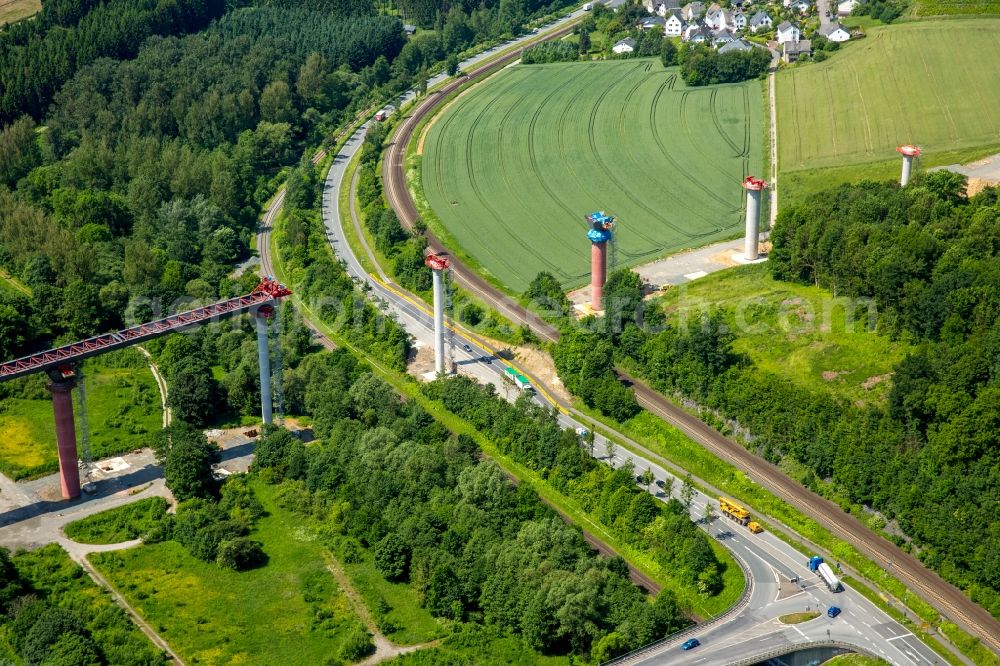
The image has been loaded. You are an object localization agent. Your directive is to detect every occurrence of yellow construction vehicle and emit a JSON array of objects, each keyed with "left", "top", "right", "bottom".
[
  {"left": 719, "top": 497, "right": 751, "bottom": 526},
  {"left": 748, "top": 521, "right": 764, "bottom": 534}
]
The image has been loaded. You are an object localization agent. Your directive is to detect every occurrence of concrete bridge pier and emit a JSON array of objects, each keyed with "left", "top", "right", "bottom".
[
  {"left": 47, "top": 372, "right": 81, "bottom": 500},
  {"left": 256, "top": 306, "right": 274, "bottom": 426}
]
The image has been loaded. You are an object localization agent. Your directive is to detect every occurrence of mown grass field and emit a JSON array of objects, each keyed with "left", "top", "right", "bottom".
[
  {"left": 422, "top": 59, "right": 763, "bottom": 292},
  {"left": 0, "top": 349, "right": 162, "bottom": 479},
  {"left": 90, "top": 483, "right": 364, "bottom": 665},
  {"left": 654, "top": 264, "right": 909, "bottom": 405},
  {"left": 0, "top": 0, "right": 39, "bottom": 27},
  {"left": 777, "top": 20, "right": 1000, "bottom": 174}
]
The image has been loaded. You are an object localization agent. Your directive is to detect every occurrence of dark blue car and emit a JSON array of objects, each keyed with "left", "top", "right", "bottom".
[{"left": 681, "top": 638, "right": 700, "bottom": 650}]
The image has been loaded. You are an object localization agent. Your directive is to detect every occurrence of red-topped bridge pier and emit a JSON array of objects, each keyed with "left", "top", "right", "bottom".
[{"left": 0, "top": 278, "right": 291, "bottom": 500}]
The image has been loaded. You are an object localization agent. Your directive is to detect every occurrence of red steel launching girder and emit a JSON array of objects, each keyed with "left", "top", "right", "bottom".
[{"left": 0, "top": 278, "right": 292, "bottom": 383}]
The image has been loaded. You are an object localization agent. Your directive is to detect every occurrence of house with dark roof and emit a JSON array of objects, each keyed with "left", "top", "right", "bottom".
[
  {"left": 719, "top": 38, "right": 754, "bottom": 53},
  {"left": 683, "top": 22, "right": 711, "bottom": 42},
  {"left": 748, "top": 11, "right": 772, "bottom": 32},
  {"left": 819, "top": 21, "right": 851, "bottom": 41},
  {"left": 713, "top": 29, "right": 737, "bottom": 47},
  {"left": 776, "top": 20, "right": 800, "bottom": 43},
  {"left": 646, "top": 0, "right": 682, "bottom": 15},
  {"left": 782, "top": 39, "right": 811, "bottom": 62},
  {"left": 613, "top": 37, "right": 637, "bottom": 53},
  {"left": 664, "top": 9, "right": 686, "bottom": 36}
]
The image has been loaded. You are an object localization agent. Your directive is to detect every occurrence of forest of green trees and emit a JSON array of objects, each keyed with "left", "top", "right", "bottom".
[
  {"left": 424, "top": 375, "right": 726, "bottom": 597},
  {"left": 543, "top": 173, "right": 1000, "bottom": 620},
  {"left": 0, "top": 0, "right": 578, "bottom": 373},
  {"left": 249, "top": 352, "right": 690, "bottom": 662},
  {"left": 0, "top": 546, "right": 168, "bottom": 665}
]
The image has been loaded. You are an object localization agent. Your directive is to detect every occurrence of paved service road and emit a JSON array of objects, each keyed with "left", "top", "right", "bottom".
[{"left": 817, "top": 0, "right": 833, "bottom": 27}]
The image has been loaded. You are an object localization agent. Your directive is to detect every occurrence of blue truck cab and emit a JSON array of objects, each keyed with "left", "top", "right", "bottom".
[{"left": 809, "top": 556, "right": 824, "bottom": 572}]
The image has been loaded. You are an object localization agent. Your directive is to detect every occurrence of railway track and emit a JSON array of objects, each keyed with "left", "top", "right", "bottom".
[
  {"left": 380, "top": 29, "right": 1000, "bottom": 657},
  {"left": 383, "top": 24, "right": 567, "bottom": 344}
]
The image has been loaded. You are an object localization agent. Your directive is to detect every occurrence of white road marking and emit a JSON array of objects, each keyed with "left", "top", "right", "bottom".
[{"left": 684, "top": 270, "right": 708, "bottom": 280}]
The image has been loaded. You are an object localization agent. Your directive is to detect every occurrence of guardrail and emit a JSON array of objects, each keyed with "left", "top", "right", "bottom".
[
  {"left": 601, "top": 547, "right": 756, "bottom": 666},
  {"left": 727, "top": 640, "right": 879, "bottom": 666}
]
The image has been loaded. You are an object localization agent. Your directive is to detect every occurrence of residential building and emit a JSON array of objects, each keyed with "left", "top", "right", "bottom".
[
  {"left": 705, "top": 4, "right": 723, "bottom": 28},
  {"left": 682, "top": 1, "right": 706, "bottom": 20},
  {"left": 776, "top": 20, "right": 800, "bottom": 43},
  {"left": 613, "top": 37, "right": 637, "bottom": 53},
  {"left": 837, "top": 0, "right": 859, "bottom": 14},
  {"left": 819, "top": 21, "right": 851, "bottom": 41},
  {"left": 713, "top": 28, "right": 737, "bottom": 47},
  {"left": 719, "top": 38, "right": 754, "bottom": 53},
  {"left": 664, "top": 9, "right": 686, "bottom": 36},
  {"left": 782, "top": 38, "right": 811, "bottom": 62},
  {"left": 640, "top": 15, "right": 667, "bottom": 29},
  {"left": 646, "top": 0, "right": 681, "bottom": 15},
  {"left": 683, "top": 22, "right": 711, "bottom": 42},
  {"left": 748, "top": 10, "right": 772, "bottom": 32}
]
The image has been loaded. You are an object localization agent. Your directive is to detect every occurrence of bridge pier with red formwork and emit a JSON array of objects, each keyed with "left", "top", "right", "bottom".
[
  {"left": 0, "top": 278, "right": 292, "bottom": 500},
  {"left": 742, "top": 176, "right": 768, "bottom": 261},
  {"left": 897, "top": 145, "right": 921, "bottom": 187},
  {"left": 424, "top": 253, "right": 450, "bottom": 375}
]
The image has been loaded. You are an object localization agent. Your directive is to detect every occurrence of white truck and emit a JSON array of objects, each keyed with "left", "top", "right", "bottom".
[{"left": 817, "top": 562, "right": 843, "bottom": 592}]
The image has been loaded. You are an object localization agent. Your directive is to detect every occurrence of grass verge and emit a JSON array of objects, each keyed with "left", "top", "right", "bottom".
[
  {"left": 780, "top": 144, "right": 1000, "bottom": 208},
  {"left": 326, "top": 537, "right": 447, "bottom": 645},
  {"left": 2, "top": 544, "right": 166, "bottom": 664},
  {"left": 652, "top": 263, "right": 908, "bottom": 405},
  {"left": 64, "top": 497, "right": 169, "bottom": 545},
  {"left": 778, "top": 611, "right": 820, "bottom": 624},
  {"left": 844, "top": 576, "right": 969, "bottom": 666}
]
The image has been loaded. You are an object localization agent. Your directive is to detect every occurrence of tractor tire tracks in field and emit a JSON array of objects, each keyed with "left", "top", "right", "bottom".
[
  {"left": 587, "top": 64, "right": 697, "bottom": 241},
  {"left": 653, "top": 90, "right": 733, "bottom": 231}
]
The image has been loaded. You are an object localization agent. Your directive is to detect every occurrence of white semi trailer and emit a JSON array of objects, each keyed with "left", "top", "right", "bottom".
[{"left": 817, "top": 562, "right": 843, "bottom": 592}]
